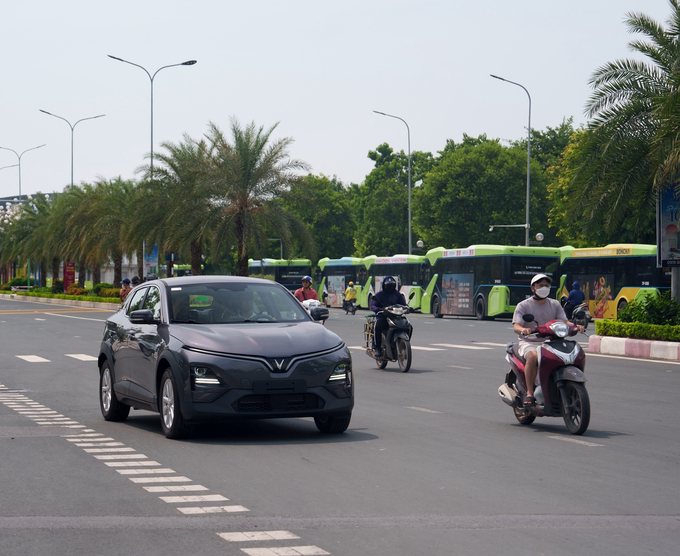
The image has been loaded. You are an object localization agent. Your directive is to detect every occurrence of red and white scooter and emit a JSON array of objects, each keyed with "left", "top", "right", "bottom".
[{"left": 498, "top": 313, "right": 590, "bottom": 435}]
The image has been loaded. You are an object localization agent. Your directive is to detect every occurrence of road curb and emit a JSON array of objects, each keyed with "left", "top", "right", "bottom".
[
  {"left": 588, "top": 334, "right": 680, "bottom": 361},
  {"left": 0, "top": 293, "right": 118, "bottom": 311}
]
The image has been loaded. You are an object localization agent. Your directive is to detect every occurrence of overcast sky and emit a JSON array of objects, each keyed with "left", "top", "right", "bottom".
[{"left": 0, "top": 0, "right": 671, "bottom": 198}]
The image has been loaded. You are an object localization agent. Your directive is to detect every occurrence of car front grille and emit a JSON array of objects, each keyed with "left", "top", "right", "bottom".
[{"left": 235, "top": 393, "right": 324, "bottom": 413}]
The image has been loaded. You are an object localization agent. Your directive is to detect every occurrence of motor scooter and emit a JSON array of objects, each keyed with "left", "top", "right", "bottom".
[
  {"left": 343, "top": 297, "right": 357, "bottom": 315},
  {"left": 363, "top": 304, "right": 413, "bottom": 372},
  {"left": 561, "top": 297, "right": 591, "bottom": 329},
  {"left": 497, "top": 312, "right": 590, "bottom": 435}
]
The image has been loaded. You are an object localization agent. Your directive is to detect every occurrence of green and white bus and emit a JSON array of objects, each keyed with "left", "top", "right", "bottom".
[
  {"left": 362, "top": 254, "right": 432, "bottom": 311},
  {"left": 248, "top": 258, "right": 313, "bottom": 292},
  {"left": 423, "top": 245, "right": 561, "bottom": 319},
  {"left": 558, "top": 244, "right": 670, "bottom": 319},
  {"left": 316, "top": 257, "right": 368, "bottom": 308}
]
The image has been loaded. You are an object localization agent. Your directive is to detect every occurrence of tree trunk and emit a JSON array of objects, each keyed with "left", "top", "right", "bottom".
[
  {"left": 78, "top": 258, "right": 86, "bottom": 287},
  {"left": 93, "top": 264, "right": 101, "bottom": 286},
  {"left": 137, "top": 244, "right": 144, "bottom": 280},
  {"left": 236, "top": 213, "right": 249, "bottom": 276},
  {"left": 190, "top": 239, "right": 202, "bottom": 276},
  {"left": 51, "top": 258, "right": 60, "bottom": 285},
  {"left": 113, "top": 251, "right": 123, "bottom": 286},
  {"left": 40, "top": 260, "right": 47, "bottom": 287}
]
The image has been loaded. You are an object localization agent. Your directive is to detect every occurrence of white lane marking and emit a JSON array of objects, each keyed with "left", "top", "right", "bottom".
[
  {"left": 37, "top": 421, "right": 80, "bottom": 426},
  {"left": 159, "top": 494, "right": 229, "bottom": 503},
  {"left": 405, "top": 406, "right": 443, "bottom": 414},
  {"left": 65, "top": 354, "right": 98, "bottom": 361},
  {"left": 116, "top": 468, "right": 176, "bottom": 475},
  {"left": 83, "top": 447, "right": 136, "bottom": 453},
  {"left": 447, "top": 365, "right": 473, "bottom": 369},
  {"left": 75, "top": 442, "right": 126, "bottom": 447},
  {"left": 177, "top": 505, "right": 249, "bottom": 515},
  {"left": 586, "top": 352, "right": 680, "bottom": 365},
  {"left": 93, "top": 454, "right": 148, "bottom": 460},
  {"left": 67, "top": 437, "right": 113, "bottom": 442},
  {"left": 44, "top": 313, "right": 111, "bottom": 322},
  {"left": 129, "top": 476, "right": 191, "bottom": 483},
  {"left": 105, "top": 461, "right": 161, "bottom": 467},
  {"left": 474, "top": 342, "right": 507, "bottom": 347},
  {"left": 431, "top": 343, "right": 492, "bottom": 350},
  {"left": 16, "top": 355, "right": 51, "bottom": 362},
  {"left": 348, "top": 346, "right": 365, "bottom": 350},
  {"left": 64, "top": 434, "right": 105, "bottom": 439},
  {"left": 547, "top": 435, "right": 604, "bottom": 447},
  {"left": 218, "top": 531, "right": 300, "bottom": 542},
  {"left": 411, "top": 346, "right": 446, "bottom": 351},
  {"left": 34, "top": 318, "right": 46, "bottom": 321},
  {"left": 241, "top": 547, "right": 329, "bottom": 556},
  {"left": 144, "top": 485, "right": 209, "bottom": 492}
]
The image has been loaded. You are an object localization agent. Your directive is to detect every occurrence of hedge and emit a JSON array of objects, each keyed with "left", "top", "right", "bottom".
[
  {"left": 12, "top": 291, "right": 120, "bottom": 304},
  {"left": 596, "top": 320, "right": 680, "bottom": 343}
]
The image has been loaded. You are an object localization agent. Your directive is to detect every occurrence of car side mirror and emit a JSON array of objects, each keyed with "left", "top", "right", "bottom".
[
  {"left": 130, "top": 309, "right": 157, "bottom": 324},
  {"left": 310, "top": 307, "right": 329, "bottom": 321}
]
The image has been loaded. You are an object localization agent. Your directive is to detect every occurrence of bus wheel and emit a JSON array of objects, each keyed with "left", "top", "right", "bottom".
[
  {"left": 432, "top": 295, "right": 443, "bottom": 318},
  {"left": 475, "top": 297, "right": 486, "bottom": 320},
  {"left": 617, "top": 299, "right": 628, "bottom": 314}
]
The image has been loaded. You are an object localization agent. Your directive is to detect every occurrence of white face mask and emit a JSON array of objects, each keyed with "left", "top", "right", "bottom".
[{"left": 534, "top": 286, "right": 551, "bottom": 299}]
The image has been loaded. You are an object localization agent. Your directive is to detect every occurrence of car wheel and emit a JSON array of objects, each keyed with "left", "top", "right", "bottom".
[
  {"left": 159, "top": 370, "right": 191, "bottom": 439},
  {"left": 99, "top": 361, "right": 130, "bottom": 422},
  {"left": 314, "top": 413, "right": 351, "bottom": 433}
]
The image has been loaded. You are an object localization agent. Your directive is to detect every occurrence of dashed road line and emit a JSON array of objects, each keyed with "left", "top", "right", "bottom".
[
  {"left": 431, "top": 343, "right": 493, "bottom": 350},
  {"left": 405, "top": 406, "right": 443, "bottom": 414},
  {"left": 16, "top": 355, "right": 51, "bottom": 363},
  {"left": 65, "top": 354, "right": 99, "bottom": 361},
  {"left": 218, "top": 531, "right": 300, "bottom": 542},
  {"left": 547, "top": 435, "right": 604, "bottom": 447},
  {"left": 159, "top": 494, "right": 229, "bottom": 503},
  {"left": 178, "top": 505, "right": 250, "bottom": 515}
]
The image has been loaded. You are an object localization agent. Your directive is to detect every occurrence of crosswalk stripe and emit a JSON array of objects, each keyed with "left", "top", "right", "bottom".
[
  {"left": 16, "top": 355, "right": 51, "bottom": 362},
  {"left": 177, "top": 505, "right": 249, "bottom": 514},
  {"left": 159, "top": 494, "right": 228, "bottom": 503},
  {"left": 65, "top": 354, "right": 98, "bottom": 361},
  {"left": 218, "top": 531, "right": 300, "bottom": 542},
  {"left": 241, "top": 547, "right": 329, "bottom": 556}
]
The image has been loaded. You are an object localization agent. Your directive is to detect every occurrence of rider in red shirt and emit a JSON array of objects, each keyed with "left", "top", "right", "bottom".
[{"left": 294, "top": 275, "right": 319, "bottom": 302}]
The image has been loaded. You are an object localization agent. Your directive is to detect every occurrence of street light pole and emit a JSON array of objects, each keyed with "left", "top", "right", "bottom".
[
  {"left": 373, "top": 110, "right": 412, "bottom": 254},
  {"left": 491, "top": 74, "right": 532, "bottom": 247},
  {"left": 39, "top": 110, "right": 105, "bottom": 187},
  {"left": 107, "top": 55, "right": 197, "bottom": 176},
  {"left": 0, "top": 144, "right": 46, "bottom": 200}
]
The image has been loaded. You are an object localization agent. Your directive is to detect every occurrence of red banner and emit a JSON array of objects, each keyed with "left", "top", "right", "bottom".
[{"left": 64, "top": 262, "right": 76, "bottom": 292}]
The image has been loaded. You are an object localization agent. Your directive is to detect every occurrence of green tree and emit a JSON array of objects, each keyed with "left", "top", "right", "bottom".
[
  {"left": 352, "top": 143, "right": 434, "bottom": 256},
  {"left": 281, "top": 174, "right": 355, "bottom": 260},
  {"left": 412, "top": 135, "right": 552, "bottom": 248},
  {"left": 567, "top": 1, "right": 680, "bottom": 238},
  {"left": 204, "top": 119, "right": 314, "bottom": 276}
]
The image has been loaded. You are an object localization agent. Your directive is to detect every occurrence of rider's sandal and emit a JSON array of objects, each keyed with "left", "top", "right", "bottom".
[{"left": 523, "top": 396, "right": 536, "bottom": 407}]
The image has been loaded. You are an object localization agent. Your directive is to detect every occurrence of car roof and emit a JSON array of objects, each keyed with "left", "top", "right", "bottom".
[{"left": 156, "top": 275, "right": 279, "bottom": 287}]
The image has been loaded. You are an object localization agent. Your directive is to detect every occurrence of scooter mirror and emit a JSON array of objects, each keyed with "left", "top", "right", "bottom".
[
  {"left": 573, "top": 310, "right": 586, "bottom": 320},
  {"left": 522, "top": 314, "right": 534, "bottom": 323}
]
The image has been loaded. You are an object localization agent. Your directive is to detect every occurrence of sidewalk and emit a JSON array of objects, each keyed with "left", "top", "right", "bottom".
[
  {"left": 0, "top": 292, "right": 118, "bottom": 311},
  {"left": 588, "top": 335, "right": 680, "bottom": 361}
]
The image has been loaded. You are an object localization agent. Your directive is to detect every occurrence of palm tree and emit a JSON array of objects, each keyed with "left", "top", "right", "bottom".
[
  {"left": 571, "top": 0, "right": 680, "bottom": 237},
  {"left": 204, "top": 119, "right": 314, "bottom": 276},
  {"left": 135, "top": 134, "right": 213, "bottom": 276}
]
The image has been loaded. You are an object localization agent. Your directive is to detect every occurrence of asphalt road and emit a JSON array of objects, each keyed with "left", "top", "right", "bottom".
[{"left": 1, "top": 297, "right": 679, "bottom": 556}]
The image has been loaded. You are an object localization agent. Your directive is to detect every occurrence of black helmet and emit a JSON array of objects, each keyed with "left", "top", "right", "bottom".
[{"left": 382, "top": 276, "right": 397, "bottom": 292}]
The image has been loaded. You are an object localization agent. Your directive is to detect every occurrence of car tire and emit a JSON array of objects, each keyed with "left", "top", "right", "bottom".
[
  {"left": 159, "top": 369, "right": 192, "bottom": 439},
  {"left": 99, "top": 361, "right": 130, "bottom": 422},
  {"left": 314, "top": 413, "right": 351, "bottom": 433}
]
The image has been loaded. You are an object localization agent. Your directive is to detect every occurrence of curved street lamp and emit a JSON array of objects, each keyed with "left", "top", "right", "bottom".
[
  {"left": 373, "top": 110, "right": 412, "bottom": 254},
  {"left": 490, "top": 74, "right": 532, "bottom": 247},
  {"left": 39, "top": 110, "right": 105, "bottom": 187},
  {"left": 0, "top": 144, "right": 46, "bottom": 200},
  {"left": 107, "top": 55, "right": 197, "bottom": 175}
]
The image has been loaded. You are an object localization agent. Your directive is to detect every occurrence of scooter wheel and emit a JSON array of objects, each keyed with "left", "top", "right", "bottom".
[
  {"left": 513, "top": 406, "right": 536, "bottom": 425},
  {"left": 376, "top": 357, "right": 387, "bottom": 369},
  {"left": 561, "top": 381, "right": 590, "bottom": 435}
]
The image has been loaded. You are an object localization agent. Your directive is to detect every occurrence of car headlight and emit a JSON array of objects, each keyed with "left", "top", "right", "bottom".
[
  {"left": 190, "top": 365, "right": 221, "bottom": 386},
  {"left": 549, "top": 322, "right": 570, "bottom": 338},
  {"left": 328, "top": 362, "right": 351, "bottom": 383}
]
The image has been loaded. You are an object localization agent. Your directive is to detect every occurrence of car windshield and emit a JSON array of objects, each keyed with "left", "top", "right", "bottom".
[{"left": 168, "top": 282, "right": 309, "bottom": 324}]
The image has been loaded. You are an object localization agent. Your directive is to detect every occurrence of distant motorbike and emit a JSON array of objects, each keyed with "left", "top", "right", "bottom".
[
  {"left": 561, "top": 297, "right": 591, "bottom": 330},
  {"left": 497, "top": 312, "right": 590, "bottom": 435},
  {"left": 364, "top": 303, "right": 413, "bottom": 372},
  {"left": 343, "top": 298, "right": 357, "bottom": 315}
]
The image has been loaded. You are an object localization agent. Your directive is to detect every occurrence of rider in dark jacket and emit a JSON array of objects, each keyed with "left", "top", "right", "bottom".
[{"left": 371, "top": 276, "right": 407, "bottom": 357}]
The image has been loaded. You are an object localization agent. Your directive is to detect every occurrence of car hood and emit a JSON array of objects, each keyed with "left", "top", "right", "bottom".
[{"left": 170, "top": 321, "right": 344, "bottom": 357}]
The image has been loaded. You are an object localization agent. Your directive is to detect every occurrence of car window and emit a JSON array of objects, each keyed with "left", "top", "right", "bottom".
[
  {"left": 126, "top": 288, "right": 147, "bottom": 315},
  {"left": 168, "top": 282, "right": 308, "bottom": 323},
  {"left": 143, "top": 286, "right": 162, "bottom": 321}
]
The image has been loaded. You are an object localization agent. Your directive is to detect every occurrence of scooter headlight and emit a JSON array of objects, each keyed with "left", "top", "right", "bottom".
[{"left": 549, "top": 322, "right": 569, "bottom": 338}]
